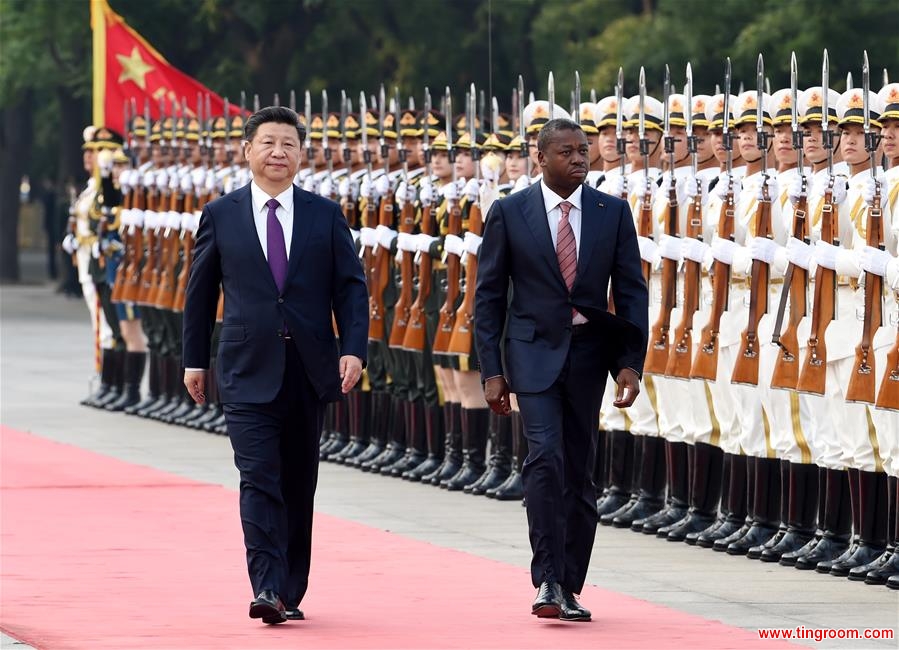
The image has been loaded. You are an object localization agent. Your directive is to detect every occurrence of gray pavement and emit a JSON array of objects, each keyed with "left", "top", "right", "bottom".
[{"left": 1, "top": 283, "right": 897, "bottom": 649}]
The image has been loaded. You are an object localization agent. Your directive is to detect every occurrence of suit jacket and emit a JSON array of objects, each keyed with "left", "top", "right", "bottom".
[
  {"left": 183, "top": 183, "right": 369, "bottom": 403},
  {"left": 475, "top": 182, "right": 648, "bottom": 394}
]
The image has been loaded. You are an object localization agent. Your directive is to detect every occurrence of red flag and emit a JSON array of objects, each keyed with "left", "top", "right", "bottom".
[{"left": 91, "top": 0, "right": 241, "bottom": 134}]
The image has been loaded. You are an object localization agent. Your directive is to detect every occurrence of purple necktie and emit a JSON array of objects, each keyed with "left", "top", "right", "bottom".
[{"left": 266, "top": 198, "right": 288, "bottom": 293}]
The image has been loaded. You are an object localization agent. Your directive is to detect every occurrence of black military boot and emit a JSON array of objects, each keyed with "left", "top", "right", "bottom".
[
  {"left": 403, "top": 403, "right": 444, "bottom": 481},
  {"left": 320, "top": 402, "right": 345, "bottom": 460},
  {"left": 862, "top": 475, "right": 899, "bottom": 585},
  {"left": 467, "top": 412, "right": 512, "bottom": 495},
  {"left": 323, "top": 400, "right": 352, "bottom": 461},
  {"left": 597, "top": 430, "right": 637, "bottom": 518},
  {"left": 831, "top": 470, "right": 888, "bottom": 577},
  {"left": 136, "top": 353, "right": 169, "bottom": 417},
  {"left": 687, "top": 449, "right": 731, "bottom": 545},
  {"left": 748, "top": 459, "right": 790, "bottom": 559},
  {"left": 801, "top": 468, "right": 854, "bottom": 571},
  {"left": 727, "top": 457, "right": 781, "bottom": 555},
  {"left": 424, "top": 402, "right": 463, "bottom": 485},
  {"left": 711, "top": 455, "right": 754, "bottom": 551},
  {"left": 594, "top": 429, "right": 608, "bottom": 502},
  {"left": 640, "top": 441, "right": 691, "bottom": 535},
  {"left": 150, "top": 357, "right": 184, "bottom": 421},
  {"left": 600, "top": 434, "right": 643, "bottom": 526},
  {"left": 490, "top": 411, "right": 526, "bottom": 500},
  {"left": 387, "top": 399, "right": 427, "bottom": 477},
  {"left": 83, "top": 348, "right": 117, "bottom": 407},
  {"left": 126, "top": 351, "right": 160, "bottom": 415},
  {"left": 334, "top": 391, "right": 372, "bottom": 464},
  {"left": 780, "top": 465, "right": 826, "bottom": 566},
  {"left": 349, "top": 391, "right": 388, "bottom": 468},
  {"left": 160, "top": 358, "right": 195, "bottom": 424},
  {"left": 761, "top": 462, "right": 819, "bottom": 562},
  {"left": 363, "top": 395, "right": 406, "bottom": 472},
  {"left": 105, "top": 351, "right": 147, "bottom": 412},
  {"left": 442, "top": 408, "right": 489, "bottom": 491},
  {"left": 94, "top": 348, "right": 127, "bottom": 408},
  {"left": 612, "top": 436, "right": 666, "bottom": 529},
  {"left": 668, "top": 442, "right": 724, "bottom": 542}
]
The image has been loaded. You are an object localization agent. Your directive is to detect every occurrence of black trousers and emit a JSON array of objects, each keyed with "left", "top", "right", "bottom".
[
  {"left": 224, "top": 341, "right": 324, "bottom": 607},
  {"left": 515, "top": 330, "right": 607, "bottom": 594}
]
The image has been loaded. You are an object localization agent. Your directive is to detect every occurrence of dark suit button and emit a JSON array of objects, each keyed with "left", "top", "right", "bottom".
[{"left": 278, "top": 298, "right": 284, "bottom": 304}]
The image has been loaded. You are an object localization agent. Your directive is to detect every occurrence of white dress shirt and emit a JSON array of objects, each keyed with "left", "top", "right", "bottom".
[
  {"left": 250, "top": 181, "right": 294, "bottom": 260},
  {"left": 541, "top": 180, "right": 587, "bottom": 324}
]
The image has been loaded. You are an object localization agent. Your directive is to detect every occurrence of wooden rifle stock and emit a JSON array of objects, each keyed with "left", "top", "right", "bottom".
[
  {"left": 638, "top": 183, "right": 654, "bottom": 288},
  {"left": 111, "top": 182, "right": 134, "bottom": 303},
  {"left": 173, "top": 187, "right": 201, "bottom": 313},
  {"left": 666, "top": 192, "right": 702, "bottom": 379},
  {"left": 402, "top": 202, "right": 436, "bottom": 352},
  {"left": 645, "top": 181, "right": 679, "bottom": 375},
  {"left": 770, "top": 194, "right": 809, "bottom": 390},
  {"left": 692, "top": 184, "right": 735, "bottom": 380},
  {"left": 876, "top": 328, "right": 899, "bottom": 411},
  {"left": 731, "top": 184, "right": 773, "bottom": 386},
  {"left": 447, "top": 199, "right": 483, "bottom": 355},
  {"left": 368, "top": 193, "right": 394, "bottom": 341},
  {"left": 154, "top": 185, "right": 184, "bottom": 310},
  {"left": 433, "top": 197, "right": 463, "bottom": 353},
  {"left": 388, "top": 199, "right": 417, "bottom": 348},
  {"left": 138, "top": 184, "right": 164, "bottom": 306},
  {"left": 796, "top": 189, "right": 838, "bottom": 395},
  {"left": 846, "top": 190, "right": 883, "bottom": 404},
  {"left": 361, "top": 196, "right": 378, "bottom": 338}
]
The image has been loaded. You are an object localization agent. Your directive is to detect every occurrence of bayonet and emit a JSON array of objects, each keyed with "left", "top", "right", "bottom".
[
  {"left": 686, "top": 62, "right": 696, "bottom": 179},
  {"left": 757, "top": 53, "right": 770, "bottom": 191},
  {"left": 492, "top": 96, "right": 500, "bottom": 138},
  {"left": 273, "top": 92, "right": 280, "bottom": 107},
  {"left": 253, "top": 93, "right": 260, "bottom": 113},
  {"left": 322, "top": 89, "right": 334, "bottom": 188},
  {"left": 470, "top": 83, "right": 480, "bottom": 187},
  {"left": 340, "top": 90, "right": 350, "bottom": 171},
  {"left": 478, "top": 89, "right": 485, "bottom": 134},
  {"left": 574, "top": 71, "right": 581, "bottom": 125},
  {"left": 863, "top": 50, "right": 881, "bottom": 181},
  {"left": 590, "top": 88, "right": 597, "bottom": 104},
  {"left": 616, "top": 67, "right": 627, "bottom": 185},
  {"left": 304, "top": 90, "right": 314, "bottom": 175},
  {"left": 663, "top": 64, "right": 674, "bottom": 182},
  {"left": 289, "top": 90, "right": 296, "bottom": 112},
  {"left": 791, "top": 51, "right": 805, "bottom": 193},
  {"left": 846, "top": 71, "right": 854, "bottom": 90},
  {"left": 724, "top": 57, "right": 733, "bottom": 182},
  {"left": 446, "top": 86, "right": 456, "bottom": 186},
  {"left": 360, "top": 92, "right": 373, "bottom": 182},
  {"left": 423, "top": 87, "right": 432, "bottom": 182},
  {"left": 204, "top": 94, "right": 212, "bottom": 154},
  {"left": 378, "top": 84, "right": 389, "bottom": 175},
  {"left": 396, "top": 86, "right": 407, "bottom": 186},
  {"left": 518, "top": 75, "right": 530, "bottom": 181},
  {"left": 639, "top": 66, "right": 648, "bottom": 184},
  {"left": 822, "top": 49, "right": 834, "bottom": 177},
  {"left": 223, "top": 97, "right": 232, "bottom": 164},
  {"left": 548, "top": 71, "right": 555, "bottom": 120}
]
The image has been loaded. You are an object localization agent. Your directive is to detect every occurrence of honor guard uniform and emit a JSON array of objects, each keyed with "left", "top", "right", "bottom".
[{"left": 592, "top": 96, "right": 628, "bottom": 197}]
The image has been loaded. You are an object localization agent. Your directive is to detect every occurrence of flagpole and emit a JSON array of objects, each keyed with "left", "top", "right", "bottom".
[{"left": 91, "top": 0, "right": 107, "bottom": 127}]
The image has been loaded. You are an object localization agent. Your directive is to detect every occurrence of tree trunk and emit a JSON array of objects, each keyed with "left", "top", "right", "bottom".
[{"left": 0, "top": 90, "right": 35, "bottom": 283}]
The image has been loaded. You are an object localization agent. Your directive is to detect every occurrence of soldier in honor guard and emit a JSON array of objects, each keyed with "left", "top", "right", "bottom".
[{"left": 591, "top": 96, "right": 627, "bottom": 196}]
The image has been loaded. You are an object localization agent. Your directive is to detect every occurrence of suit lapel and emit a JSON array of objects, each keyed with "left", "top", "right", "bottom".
[
  {"left": 286, "top": 185, "right": 314, "bottom": 281},
  {"left": 522, "top": 183, "right": 566, "bottom": 288},
  {"left": 574, "top": 186, "right": 605, "bottom": 284},
  {"left": 232, "top": 185, "right": 278, "bottom": 293}
]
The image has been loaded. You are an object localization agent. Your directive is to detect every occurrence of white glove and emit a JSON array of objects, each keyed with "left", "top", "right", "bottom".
[
  {"left": 481, "top": 156, "right": 501, "bottom": 183},
  {"left": 303, "top": 175, "right": 318, "bottom": 194},
  {"left": 168, "top": 171, "right": 180, "bottom": 192},
  {"left": 319, "top": 176, "right": 334, "bottom": 198},
  {"left": 811, "top": 175, "right": 847, "bottom": 206},
  {"left": 749, "top": 236, "right": 781, "bottom": 264},
  {"left": 180, "top": 173, "right": 193, "bottom": 194},
  {"left": 395, "top": 181, "right": 416, "bottom": 207},
  {"left": 813, "top": 240, "right": 840, "bottom": 271},
  {"left": 97, "top": 149, "right": 114, "bottom": 178},
  {"left": 758, "top": 175, "right": 778, "bottom": 201},
  {"left": 360, "top": 175, "right": 374, "bottom": 200},
  {"left": 682, "top": 176, "right": 707, "bottom": 206},
  {"left": 859, "top": 246, "right": 893, "bottom": 277},
  {"left": 415, "top": 233, "right": 439, "bottom": 254},
  {"left": 190, "top": 167, "right": 205, "bottom": 190},
  {"left": 463, "top": 232, "right": 483, "bottom": 257},
  {"left": 419, "top": 179, "right": 434, "bottom": 205},
  {"left": 512, "top": 174, "right": 531, "bottom": 194},
  {"left": 91, "top": 240, "right": 101, "bottom": 259},
  {"left": 441, "top": 179, "right": 459, "bottom": 202},
  {"left": 661, "top": 173, "right": 686, "bottom": 206},
  {"left": 788, "top": 174, "right": 806, "bottom": 205},
  {"left": 180, "top": 212, "right": 194, "bottom": 232},
  {"left": 711, "top": 237, "right": 740, "bottom": 266},
  {"left": 338, "top": 177, "right": 351, "bottom": 199},
  {"left": 375, "top": 224, "right": 398, "bottom": 250},
  {"left": 167, "top": 210, "right": 182, "bottom": 230},
  {"left": 192, "top": 212, "right": 202, "bottom": 233},
  {"left": 118, "top": 170, "right": 132, "bottom": 193},
  {"left": 681, "top": 237, "right": 711, "bottom": 265},
  {"left": 785, "top": 237, "right": 814, "bottom": 270},
  {"left": 350, "top": 228, "right": 361, "bottom": 244},
  {"left": 205, "top": 170, "right": 217, "bottom": 194},
  {"left": 658, "top": 234, "right": 683, "bottom": 262},
  {"left": 131, "top": 209, "right": 145, "bottom": 229},
  {"left": 62, "top": 234, "right": 78, "bottom": 254},
  {"left": 359, "top": 226, "right": 377, "bottom": 248},
  {"left": 862, "top": 175, "right": 885, "bottom": 207},
  {"left": 155, "top": 170, "right": 169, "bottom": 191},
  {"left": 443, "top": 233, "right": 465, "bottom": 257},
  {"left": 463, "top": 178, "right": 480, "bottom": 203},
  {"left": 639, "top": 176, "right": 657, "bottom": 205},
  {"left": 610, "top": 174, "right": 626, "bottom": 198},
  {"left": 637, "top": 235, "right": 660, "bottom": 265},
  {"left": 374, "top": 174, "right": 391, "bottom": 197},
  {"left": 397, "top": 232, "right": 418, "bottom": 252},
  {"left": 713, "top": 173, "right": 740, "bottom": 206}
]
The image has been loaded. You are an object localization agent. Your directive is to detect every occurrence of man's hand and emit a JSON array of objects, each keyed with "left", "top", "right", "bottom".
[
  {"left": 339, "top": 355, "right": 363, "bottom": 393},
  {"left": 484, "top": 376, "right": 512, "bottom": 416},
  {"left": 613, "top": 368, "right": 640, "bottom": 408},
  {"left": 184, "top": 369, "right": 207, "bottom": 405}
]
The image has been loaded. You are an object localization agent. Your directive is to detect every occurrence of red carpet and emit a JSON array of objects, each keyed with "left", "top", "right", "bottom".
[{"left": 0, "top": 425, "right": 795, "bottom": 649}]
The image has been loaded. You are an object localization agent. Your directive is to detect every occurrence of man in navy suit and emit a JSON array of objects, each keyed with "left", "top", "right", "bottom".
[
  {"left": 182, "top": 106, "right": 368, "bottom": 624},
  {"left": 475, "top": 118, "right": 648, "bottom": 622}
]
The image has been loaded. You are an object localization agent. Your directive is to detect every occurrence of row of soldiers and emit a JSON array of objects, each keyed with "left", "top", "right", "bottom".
[{"left": 71, "top": 53, "right": 899, "bottom": 591}]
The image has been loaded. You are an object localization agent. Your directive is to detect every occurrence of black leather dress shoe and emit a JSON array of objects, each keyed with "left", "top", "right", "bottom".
[
  {"left": 559, "top": 589, "right": 591, "bottom": 622},
  {"left": 285, "top": 608, "right": 305, "bottom": 620},
  {"left": 248, "top": 590, "right": 286, "bottom": 625},
  {"left": 531, "top": 581, "right": 563, "bottom": 618}
]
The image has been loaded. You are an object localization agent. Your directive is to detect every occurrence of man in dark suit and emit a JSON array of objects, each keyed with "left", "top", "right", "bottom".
[
  {"left": 182, "top": 106, "right": 368, "bottom": 625},
  {"left": 475, "top": 118, "right": 648, "bottom": 622}
]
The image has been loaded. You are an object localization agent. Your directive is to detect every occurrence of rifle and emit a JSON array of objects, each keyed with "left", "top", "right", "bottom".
[
  {"left": 732, "top": 54, "right": 772, "bottom": 387},
  {"left": 646, "top": 65, "right": 677, "bottom": 375},
  {"left": 448, "top": 83, "right": 482, "bottom": 356},
  {"left": 846, "top": 51, "right": 884, "bottom": 404},
  {"left": 154, "top": 165, "right": 184, "bottom": 311},
  {"left": 637, "top": 67, "right": 654, "bottom": 288},
  {"left": 369, "top": 85, "right": 393, "bottom": 341},
  {"left": 797, "top": 50, "right": 838, "bottom": 396},
  {"left": 120, "top": 163, "right": 145, "bottom": 304},
  {"left": 692, "top": 58, "right": 734, "bottom": 381},
  {"left": 111, "top": 100, "right": 134, "bottom": 304},
  {"left": 771, "top": 52, "right": 809, "bottom": 391},
  {"left": 667, "top": 63, "right": 700, "bottom": 379},
  {"left": 389, "top": 87, "right": 415, "bottom": 348},
  {"left": 403, "top": 88, "right": 435, "bottom": 353},
  {"left": 877, "top": 329, "right": 899, "bottom": 410},
  {"left": 616, "top": 66, "right": 628, "bottom": 199},
  {"left": 359, "top": 92, "right": 378, "bottom": 338},
  {"left": 433, "top": 88, "right": 462, "bottom": 354},
  {"left": 339, "top": 90, "right": 358, "bottom": 228}
]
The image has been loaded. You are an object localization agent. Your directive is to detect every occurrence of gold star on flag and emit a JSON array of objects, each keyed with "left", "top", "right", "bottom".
[{"left": 117, "top": 47, "right": 154, "bottom": 90}]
